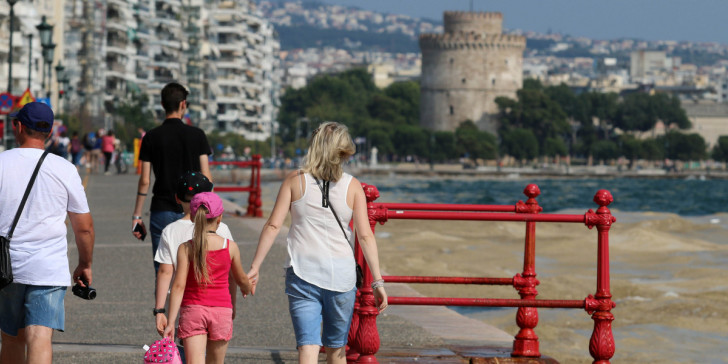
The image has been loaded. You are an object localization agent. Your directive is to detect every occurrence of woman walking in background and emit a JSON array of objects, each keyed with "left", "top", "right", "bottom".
[
  {"left": 247, "top": 122, "right": 388, "bottom": 364},
  {"left": 101, "top": 130, "right": 115, "bottom": 175}
]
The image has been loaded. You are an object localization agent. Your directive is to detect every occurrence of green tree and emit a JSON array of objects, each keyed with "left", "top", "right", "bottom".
[
  {"left": 431, "top": 131, "right": 457, "bottom": 162},
  {"left": 639, "top": 138, "right": 664, "bottom": 161},
  {"left": 543, "top": 137, "right": 568, "bottom": 157},
  {"left": 383, "top": 81, "right": 420, "bottom": 125},
  {"left": 591, "top": 140, "right": 620, "bottom": 163},
  {"left": 495, "top": 84, "right": 570, "bottom": 156},
  {"left": 711, "top": 136, "right": 728, "bottom": 162},
  {"left": 116, "top": 92, "right": 156, "bottom": 149},
  {"left": 392, "top": 124, "right": 428, "bottom": 157},
  {"left": 615, "top": 93, "right": 657, "bottom": 132},
  {"left": 659, "top": 131, "right": 706, "bottom": 160},
  {"left": 500, "top": 128, "right": 539, "bottom": 163},
  {"left": 455, "top": 121, "right": 497, "bottom": 162}
]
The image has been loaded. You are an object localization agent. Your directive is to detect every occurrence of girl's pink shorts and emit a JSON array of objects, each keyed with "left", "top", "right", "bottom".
[{"left": 178, "top": 305, "right": 233, "bottom": 341}]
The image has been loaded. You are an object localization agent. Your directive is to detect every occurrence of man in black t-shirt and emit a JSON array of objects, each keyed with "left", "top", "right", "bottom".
[{"left": 131, "top": 83, "right": 212, "bottom": 274}]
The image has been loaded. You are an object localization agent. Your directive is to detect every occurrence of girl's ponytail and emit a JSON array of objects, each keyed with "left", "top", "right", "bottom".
[{"left": 191, "top": 205, "right": 211, "bottom": 284}]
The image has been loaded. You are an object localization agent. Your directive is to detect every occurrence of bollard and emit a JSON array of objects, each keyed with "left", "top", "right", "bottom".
[{"left": 512, "top": 184, "right": 543, "bottom": 357}]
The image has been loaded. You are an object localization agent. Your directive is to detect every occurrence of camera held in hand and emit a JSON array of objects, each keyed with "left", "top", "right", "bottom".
[{"left": 72, "top": 279, "right": 96, "bottom": 300}]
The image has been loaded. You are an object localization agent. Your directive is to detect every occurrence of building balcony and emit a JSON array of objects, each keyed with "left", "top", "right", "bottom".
[
  {"left": 106, "top": 43, "right": 128, "bottom": 55},
  {"left": 215, "top": 95, "right": 245, "bottom": 104},
  {"left": 217, "top": 42, "right": 242, "bottom": 52},
  {"left": 150, "top": 39, "right": 182, "bottom": 49},
  {"left": 209, "top": 25, "right": 244, "bottom": 36},
  {"left": 216, "top": 77, "right": 243, "bottom": 86},
  {"left": 215, "top": 61, "right": 244, "bottom": 70},
  {"left": 151, "top": 60, "right": 180, "bottom": 70},
  {"left": 150, "top": 17, "right": 180, "bottom": 28},
  {"left": 107, "top": 20, "right": 128, "bottom": 33}
]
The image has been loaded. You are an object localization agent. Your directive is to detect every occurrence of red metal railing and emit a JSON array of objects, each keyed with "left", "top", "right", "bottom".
[
  {"left": 347, "top": 183, "right": 616, "bottom": 364},
  {"left": 209, "top": 154, "right": 263, "bottom": 217}
]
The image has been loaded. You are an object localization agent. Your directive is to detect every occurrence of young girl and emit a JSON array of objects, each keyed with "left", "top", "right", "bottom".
[{"left": 163, "top": 192, "right": 252, "bottom": 364}]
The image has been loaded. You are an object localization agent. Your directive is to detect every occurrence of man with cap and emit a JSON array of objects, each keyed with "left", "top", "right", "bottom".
[
  {"left": 131, "top": 82, "right": 212, "bottom": 275},
  {"left": 0, "top": 102, "right": 95, "bottom": 363},
  {"left": 152, "top": 171, "right": 235, "bottom": 338}
]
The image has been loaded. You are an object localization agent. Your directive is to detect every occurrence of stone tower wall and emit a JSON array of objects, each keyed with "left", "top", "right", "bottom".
[{"left": 420, "top": 12, "right": 525, "bottom": 133}]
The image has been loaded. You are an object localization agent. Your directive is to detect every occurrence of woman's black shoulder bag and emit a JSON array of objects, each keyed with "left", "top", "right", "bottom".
[
  {"left": 313, "top": 176, "right": 363, "bottom": 289},
  {"left": 0, "top": 150, "right": 49, "bottom": 290}
]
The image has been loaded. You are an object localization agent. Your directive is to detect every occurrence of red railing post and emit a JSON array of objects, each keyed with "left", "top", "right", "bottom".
[
  {"left": 346, "top": 235, "right": 363, "bottom": 363},
  {"left": 585, "top": 190, "right": 617, "bottom": 364},
  {"left": 254, "top": 155, "right": 262, "bottom": 217},
  {"left": 352, "top": 183, "right": 386, "bottom": 363},
  {"left": 246, "top": 155, "right": 263, "bottom": 217},
  {"left": 512, "top": 184, "right": 543, "bottom": 357}
]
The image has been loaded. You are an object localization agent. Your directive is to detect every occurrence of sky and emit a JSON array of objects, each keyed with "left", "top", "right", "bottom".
[{"left": 307, "top": 0, "right": 725, "bottom": 44}]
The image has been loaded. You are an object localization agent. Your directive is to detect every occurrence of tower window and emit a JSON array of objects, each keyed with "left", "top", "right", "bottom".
[
  {"left": 462, "top": 78, "right": 466, "bottom": 84},
  {"left": 449, "top": 58, "right": 454, "bottom": 64},
  {"left": 450, "top": 105, "right": 454, "bottom": 115},
  {"left": 492, "top": 79, "right": 496, "bottom": 86}
]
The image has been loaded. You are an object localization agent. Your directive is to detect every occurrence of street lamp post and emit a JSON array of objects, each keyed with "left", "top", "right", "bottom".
[
  {"left": 26, "top": 33, "right": 32, "bottom": 90},
  {"left": 36, "top": 15, "right": 54, "bottom": 99},
  {"left": 42, "top": 44, "right": 55, "bottom": 99},
  {"left": 55, "top": 61, "right": 65, "bottom": 113},
  {"left": 4, "top": 0, "right": 20, "bottom": 150}
]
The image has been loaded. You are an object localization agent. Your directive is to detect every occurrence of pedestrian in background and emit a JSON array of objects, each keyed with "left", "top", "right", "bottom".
[
  {"left": 0, "top": 102, "right": 95, "bottom": 364},
  {"left": 101, "top": 130, "right": 115, "bottom": 175},
  {"left": 70, "top": 131, "right": 83, "bottom": 169},
  {"left": 132, "top": 82, "right": 212, "bottom": 275},
  {"left": 247, "top": 121, "right": 388, "bottom": 364}
]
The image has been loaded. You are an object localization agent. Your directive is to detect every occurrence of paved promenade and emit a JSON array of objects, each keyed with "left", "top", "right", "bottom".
[{"left": 29, "top": 172, "right": 556, "bottom": 363}]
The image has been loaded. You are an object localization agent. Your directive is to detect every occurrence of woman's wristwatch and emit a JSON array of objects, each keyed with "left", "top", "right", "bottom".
[
  {"left": 371, "top": 279, "right": 385, "bottom": 289},
  {"left": 153, "top": 308, "right": 166, "bottom": 316}
]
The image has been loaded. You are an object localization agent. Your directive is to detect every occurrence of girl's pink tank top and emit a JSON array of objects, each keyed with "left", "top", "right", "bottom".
[{"left": 181, "top": 239, "right": 232, "bottom": 308}]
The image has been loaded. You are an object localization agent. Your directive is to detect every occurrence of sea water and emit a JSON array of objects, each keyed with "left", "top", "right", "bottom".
[{"left": 359, "top": 176, "right": 728, "bottom": 216}]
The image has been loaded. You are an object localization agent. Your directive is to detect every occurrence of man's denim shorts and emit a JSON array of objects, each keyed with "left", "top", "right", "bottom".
[
  {"left": 0, "top": 283, "right": 67, "bottom": 336},
  {"left": 285, "top": 267, "right": 357, "bottom": 348}
]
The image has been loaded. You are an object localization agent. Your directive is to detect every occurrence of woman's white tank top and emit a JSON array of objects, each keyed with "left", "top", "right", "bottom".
[{"left": 285, "top": 172, "right": 356, "bottom": 292}]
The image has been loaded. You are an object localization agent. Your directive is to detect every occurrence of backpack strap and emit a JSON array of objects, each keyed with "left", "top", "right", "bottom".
[{"left": 6, "top": 151, "right": 49, "bottom": 239}]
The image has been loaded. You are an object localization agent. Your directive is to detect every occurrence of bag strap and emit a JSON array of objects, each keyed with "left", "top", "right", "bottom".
[
  {"left": 313, "top": 176, "right": 349, "bottom": 243},
  {"left": 6, "top": 150, "right": 49, "bottom": 239}
]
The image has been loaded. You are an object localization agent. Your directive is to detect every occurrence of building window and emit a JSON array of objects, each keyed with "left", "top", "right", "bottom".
[
  {"left": 450, "top": 105, "right": 454, "bottom": 115},
  {"left": 462, "top": 78, "right": 466, "bottom": 84},
  {"left": 449, "top": 58, "right": 454, "bottom": 64},
  {"left": 492, "top": 79, "right": 496, "bottom": 86}
]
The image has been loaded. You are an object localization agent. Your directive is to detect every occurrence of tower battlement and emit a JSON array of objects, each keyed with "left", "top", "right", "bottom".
[
  {"left": 444, "top": 11, "right": 503, "bottom": 35},
  {"left": 419, "top": 33, "right": 526, "bottom": 50}
]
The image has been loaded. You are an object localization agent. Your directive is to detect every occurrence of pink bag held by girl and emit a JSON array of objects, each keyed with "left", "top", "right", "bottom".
[{"left": 143, "top": 337, "right": 182, "bottom": 364}]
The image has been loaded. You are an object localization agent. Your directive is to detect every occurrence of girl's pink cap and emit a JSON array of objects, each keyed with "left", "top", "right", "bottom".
[{"left": 190, "top": 192, "right": 224, "bottom": 219}]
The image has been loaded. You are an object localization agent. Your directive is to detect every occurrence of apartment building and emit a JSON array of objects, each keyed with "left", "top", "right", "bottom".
[{"left": 61, "top": 0, "right": 280, "bottom": 138}]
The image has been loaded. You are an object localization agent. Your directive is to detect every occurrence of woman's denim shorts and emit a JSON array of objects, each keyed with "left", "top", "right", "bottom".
[
  {"left": 0, "top": 283, "right": 67, "bottom": 336},
  {"left": 285, "top": 267, "right": 357, "bottom": 348}
]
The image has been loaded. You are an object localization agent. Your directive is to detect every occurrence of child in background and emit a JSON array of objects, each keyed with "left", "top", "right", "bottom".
[
  {"left": 154, "top": 172, "right": 234, "bottom": 336},
  {"left": 163, "top": 192, "right": 252, "bottom": 364}
]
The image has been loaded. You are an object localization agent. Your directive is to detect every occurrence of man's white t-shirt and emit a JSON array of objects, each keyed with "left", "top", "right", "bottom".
[
  {"left": 154, "top": 219, "right": 234, "bottom": 269},
  {"left": 0, "top": 148, "right": 90, "bottom": 286}
]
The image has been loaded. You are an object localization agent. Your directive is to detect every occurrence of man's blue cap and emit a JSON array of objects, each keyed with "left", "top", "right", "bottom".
[{"left": 9, "top": 102, "right": 54, "bottom": 133}]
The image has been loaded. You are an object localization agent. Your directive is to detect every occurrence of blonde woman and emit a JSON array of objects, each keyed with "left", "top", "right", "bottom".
[{"left": 248, "top": 122, "right": 388, "bottom": 364}]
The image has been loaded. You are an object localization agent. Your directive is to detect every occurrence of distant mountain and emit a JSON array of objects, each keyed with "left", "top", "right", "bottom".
[{"left": 259, "top": 0, "right": 441, "bottom": 52}]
